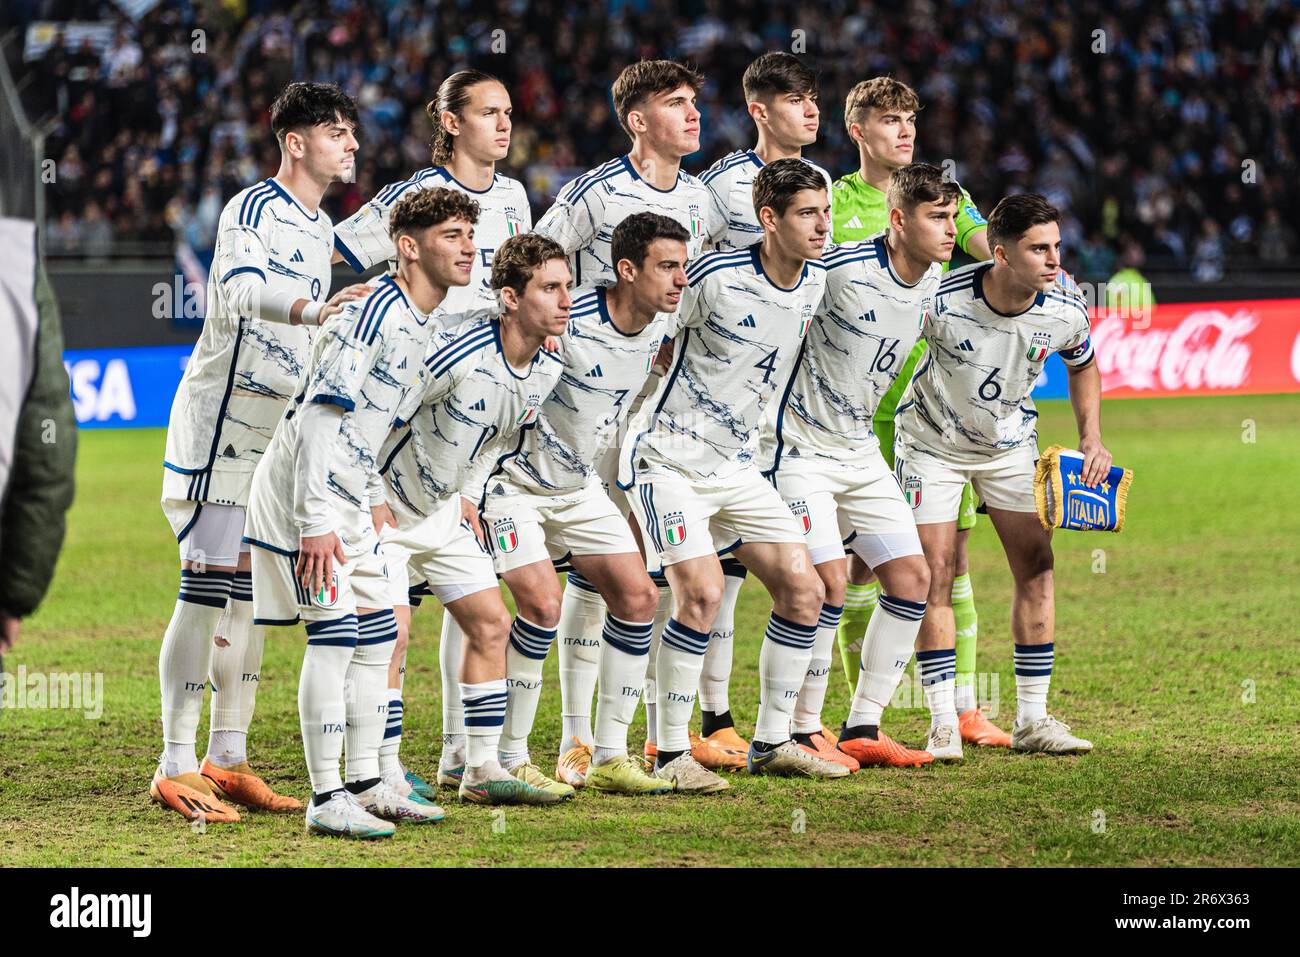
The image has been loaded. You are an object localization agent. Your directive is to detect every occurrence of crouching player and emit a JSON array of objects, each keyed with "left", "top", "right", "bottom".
[
  {"left": 377, "top": 232, "right": 570, "bottom": 805},
  {"left": 894, "top": 193, "right": 1106, "bottom": 758},
  {"left": 763, "top": 163, "right": 962, "bottom": 768},
  {"left": 243, "top": 187, "right": 481, "bottom": 838}
]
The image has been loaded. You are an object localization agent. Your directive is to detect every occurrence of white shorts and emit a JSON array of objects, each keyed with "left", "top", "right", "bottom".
[
  {"left": 481, "top": 480, "right": 639, "bottom": 574},
  {"left": 162, "top": 500, "right": 249, "bottom": 567},
  {"left": 895, "top": 445, "right": 1038, "bottom": 525},
  {"left": 772, "top": 452, "right": 922, "bottom": 568},
  {"left": 248, "top": 528, "right": 391, "bottom": 625},
  {"left": 380, "top": 496, "right": 497, "bottom": 607},
  {"left": 629, "top": 467, "right": 803, "bottom": 572}
]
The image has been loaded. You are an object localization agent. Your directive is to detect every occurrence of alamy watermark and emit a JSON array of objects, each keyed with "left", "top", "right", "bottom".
[{"left": 0, "top": 666, "right": 103, "bottom": 719}]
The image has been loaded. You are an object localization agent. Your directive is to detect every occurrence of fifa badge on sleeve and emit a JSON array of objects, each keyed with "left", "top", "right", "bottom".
[{"left": 1034, "top": 445, "right": 1132, "bottom": 532}]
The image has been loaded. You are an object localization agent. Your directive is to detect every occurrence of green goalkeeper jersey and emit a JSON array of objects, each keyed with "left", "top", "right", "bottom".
[{"left": 829, "top": 170, "right": 989, "bottom": 435}]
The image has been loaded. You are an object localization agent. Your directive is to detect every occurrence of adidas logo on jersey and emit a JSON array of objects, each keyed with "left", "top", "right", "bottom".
[
  {"left": 585, "top": 365, "right": 604, "bottom": 378},
  {"left": 845, "top": 215, "right": 863, "bottom": 229},
  {"left": 471, "top": 398, "right": 487, "bottom": 411},
  {"left": 738, "top": 315, "right": 757, "bottom": 328},
  {"left": 957, "top": 339, "right": 975, "bottom": 352},
  {"left": 290, "top": 249, "right": 304, "bottom": 262},
  {"left": 222, "top": 444, "right": 237, "bottom": 458},
  {"left": 397, "top": 357, "right": 407, "bottom": 370}
]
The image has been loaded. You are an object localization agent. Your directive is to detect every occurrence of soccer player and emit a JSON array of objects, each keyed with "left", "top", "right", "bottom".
[
  {"left": 830, "top": 76, "right": 1011, "bottom": 749},
  {"left": 894, "top": 193, "right": 1104, "bottom": 758},
  {"left": 378, "top": 233, "right": 571, "bottom": 805},
  {"left": 481, "top": 213, "right": 690, "bottom": 796},
  {"left": 244, "top": 187, "right": 484, "bottom": 837},
  {"left": 333, "top": 69, "right": 531, "bottom": 312},
  {"left": 154, "top": 82, "right": 363, "bottom": 824},
  {"left": 620, "top": 159, "right": 848, "bottom": 786},
  {"left": 332, "top": 69, "right": 531, "bottom": 800},
  {"left": 763, "top": 164, "right": 960, "bottom": 768}
]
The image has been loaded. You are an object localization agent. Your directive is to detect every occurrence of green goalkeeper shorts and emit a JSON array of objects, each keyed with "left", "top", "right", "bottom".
[{"left": 875, "top": 418, "right": 978, "bottom": 532}]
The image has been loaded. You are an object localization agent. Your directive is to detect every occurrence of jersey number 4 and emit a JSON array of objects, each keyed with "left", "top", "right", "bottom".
[{"left": 754, "top": 349, "right": 780, "bottom": 385}]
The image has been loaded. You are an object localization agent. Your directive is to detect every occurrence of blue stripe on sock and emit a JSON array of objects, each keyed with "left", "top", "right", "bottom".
[
  {"left": 661, "top": 617, "right": 709, "bottom": 655},
  {"left": 878, "top": 593, "right": 928, "bottom": 622},
  {"left": 602, "top": 615, "right": 653, "bottom": 656},
  {"left": 305, "top": 614, "right": 359, "bottom": 647},
  {"left": 916, "top": 648, "right": 956, "bottom": 685}
]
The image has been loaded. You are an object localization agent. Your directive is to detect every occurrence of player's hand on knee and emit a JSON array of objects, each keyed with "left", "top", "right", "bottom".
[{"left": 1079, "top": 435, "right": 1111, "bottom": 487}]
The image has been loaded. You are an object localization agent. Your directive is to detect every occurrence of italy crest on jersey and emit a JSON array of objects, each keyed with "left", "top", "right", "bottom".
[
  {"left": 790, "top": 500, "right": 812, "bottom": 534},
  {"left": 798, "top": 302, "right": 814, "bottom": 338},
  {"left": 663, "top": 511, "right": 686, "bottom": 546},
  {"left": 494, "top": 518, "right": 518, "bottom": 553},
  {"left": 505, "top": 208, "right": 523, "bottom": 237},
  {"left": 315, "top": 571, "right": 339, "bottom": 609},
  {"left": 688, "top": 204, "right": 702, "bottom": 238},
  {"left": 1027, "top": 332, "right": 1052, "bottom": 362},
  {"left": 903, "top": 476, "right": 923, "bottom": 509},
  {"left": 515, "top": 393, "right": 541, "bottom": 425}
]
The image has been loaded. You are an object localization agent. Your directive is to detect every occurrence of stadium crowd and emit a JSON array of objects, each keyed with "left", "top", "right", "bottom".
[{"left": 8, "top": 0, "right": 1300, "bottom": 278}]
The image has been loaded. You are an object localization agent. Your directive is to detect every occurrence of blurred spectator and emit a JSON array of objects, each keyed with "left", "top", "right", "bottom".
[
  {"left": 1258, "top": 209, "right": 1296, "bottom": 264},
  {"left": 10, "top": 0, "right": 1299, "bottom": 280}
]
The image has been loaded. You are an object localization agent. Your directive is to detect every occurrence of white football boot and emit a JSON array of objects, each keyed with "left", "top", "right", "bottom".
[
  {"left": 925, "top": 723, "right": 964, "bottom": 762},
  {"left": 353, "top": 778, "right": 445, "bottom": 823},
  {"left": 304, "top": 790, "right": 396, "bottom": 839},
  {"left": 1012, "top": 715, "right": 1094, "bottom": 754}
]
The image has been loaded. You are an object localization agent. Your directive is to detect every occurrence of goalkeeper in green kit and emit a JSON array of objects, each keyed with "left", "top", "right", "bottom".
[{"left": 831, "top": 77, "right": 1010, "bottom": 748}]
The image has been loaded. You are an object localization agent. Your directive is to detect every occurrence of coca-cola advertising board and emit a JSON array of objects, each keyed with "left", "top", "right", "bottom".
[{"left": 1031, "top": 299, "right": 1300, "bottom": 400}]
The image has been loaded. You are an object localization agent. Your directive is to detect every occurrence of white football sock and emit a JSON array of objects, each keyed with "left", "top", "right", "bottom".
[
  {"left": 440, "top": 614, "right": 466, "bottom": 762},
  {"left": 500, "top": 615, "right": 555, "bottom": 760},
  {"left": 643, "top": 580, "right": 672, "bottom": 747},
  {"left": 159, "top": 568, "right": 233, "bottom": 776},
  {"left": 299, "top": 615, "right": 358, "bottom": 795},
  {"left": 656, "top": 618, "right": 708, "bottom": 755},
  {"left": 755, "top": 613, "right": 817, "bottom": 745},
  {"left": 557, "top": 571, "right": 604, "bottom": 753},
  {"left": 594, "top": 614, "right": 653, "bottom": 759},
  {"left": 461, "top": 679, "right": 508, "bottom": 770},
  {"left": 344, "top": 610, "right": 397, "bottom": 783},
  {"left": 1014, "top": 642, "right": 1054, "bottom": 724},
  {"left": 918, "top": 647, "right": 958, "bottom": 730},
  {"left": 848, "top": 594, "right": 926, "bottom": 728},
  {"left": 791, "top": 603, "right": 841, "bottom": 734},
  {"left": 207, "top": 572, "right": 259, "bottom": 766},
  {"left": 698, "top": 568, "right": 744, "bottom": 715},
  {"left": 378, "top": 687, "right": 403, "bottom": 774}
]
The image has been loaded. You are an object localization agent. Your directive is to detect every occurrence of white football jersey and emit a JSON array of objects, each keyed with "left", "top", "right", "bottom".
[
  {"left": 497, "top": 284, "right": 676, "bottom": 496},
  {"left": 244, "top": 275, "right": 439, "bottom": 550},
  {"left": 332, "top": 166, "right": 531, "bottom": 313},
  {"left": 378, "top": 315, "right": 565, "bottom": 525},
  {"left": 619, "top": 244, "right": 826, "bottom": 486},
  {"left": 763, "top": 233, "right": 940, "bottom": 469},
  {"left": 895, "top": 262, "right": 1094, "bottom": 464},
  {"left": 701, "top": 149, "right": 832, "bottom": 251},
  {"left": 163, "top": 177, "right": 331, "bottom": 506},
  {"left": 533, "top": 155, "right": 728, "bottom": 286}
]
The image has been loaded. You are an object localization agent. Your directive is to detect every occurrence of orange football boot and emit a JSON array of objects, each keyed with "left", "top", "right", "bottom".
[
  {"left": 689, "top": 727, "right": 748, "bottom": 771},
  {"left": 642, "top": 740, "right": 657, "bottom": 771},
  {"left": 797, "top": 730, "right": 860, "bottom": 772},
  {"left": 958, "top": 708, "right": 1012, "bottom": 748},
  {"left": 819, "top": 725, "right": 840, "bottom": 747},
  {"left": 201, "top": 759, "right": 303, "bottom": 811},
  {"left": 150, "top": 770, "right": 241, "bottom": 823},
  {"left": 836, "top": 730, "right": 934, "bottom": 768},
  {"left": 555, "top": 738, "right": 593, "bottom": 788}
]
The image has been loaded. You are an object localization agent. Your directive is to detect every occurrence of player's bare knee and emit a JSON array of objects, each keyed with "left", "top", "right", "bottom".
[
  {"left": 517, "top": 595, "right": 562, "bottom": 629},
  {"left": 816, "top": 562, "right": 847, "bottom": 606},
  {"left": 676, "top": 583, "right": 722, "bottom": 627},
  {"left": 885, "top": 556, "right": 930, "bottom": 604},
  {"left": 610, "top": 579, "right": 658, "bottom": 623},
  {"left": 778, "top": 571, "right": 825, "bottom": 622}
]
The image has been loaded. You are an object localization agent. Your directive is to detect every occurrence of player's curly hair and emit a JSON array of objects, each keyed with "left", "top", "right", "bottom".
[
  {"left": 887, "top": 163, "right": 963, "bottom": 214},
  {"left": 389, "top": 187, "right": 480, "bottom": 241},
  {"left": 427, "top": 70, "right": 505, "bottom": 166},
  {"left": 742, "top": 52, "right": 818, "bottom": 103},
  {"left": 612, "top": 60, "right": 704, "bottom": 140},
  {"left": 844, "top": 76, "right": 921, "bottom": 139},
  {"left": 752, "top": 158, "right": 828, "bottom": 219},
  {"left": 270, "top": 81, "right": 359, "bottom": 144},
  {"left": 611, "top": 213, "right": 690, "bottom": 270},
  {"left": 987, "top": 193, "right": 1060, "bottom": 251},
  {"left": 491, "top": 233, "right": 569, "bottom": 298}
]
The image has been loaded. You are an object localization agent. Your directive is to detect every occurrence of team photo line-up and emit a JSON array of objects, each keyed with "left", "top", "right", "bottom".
[{"left": 155, "top": 52, "right": 1110, "bottom": 839}]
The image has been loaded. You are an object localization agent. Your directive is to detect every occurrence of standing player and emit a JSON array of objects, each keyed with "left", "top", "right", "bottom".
[
  {"left": 895, "top": 193, "right": 1104, "bottom": 758},
  {"left": 482, "top": 214, "right": 690, "bottom": 796},
  {"left": 830, "top": 76, "right": 1010, "bottom": 749},
  {"left": 331, "top": 69, "right": 530, "bottom": 798},
  {"left": 244, "top": 188, "right": 483, "bottom": 838},
  {"left": 154, "top": 82, "right": 362, "bottom": 823},
  {"left": 533, "top": 58, "right": 728, "bottom": 781},
  {"left": 379, "top": 233, "right": 571, "bottom": 805},
  {"left": 620, "top": 160, "right": 847, "bottom": 786},
  {"left": 763, "top": 164, "right": 960, "bottom": 768}
]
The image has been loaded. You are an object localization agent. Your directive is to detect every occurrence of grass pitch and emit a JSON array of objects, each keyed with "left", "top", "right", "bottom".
[{"left": 1, "top": 395, "right": 1297, "bottom": 867}]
